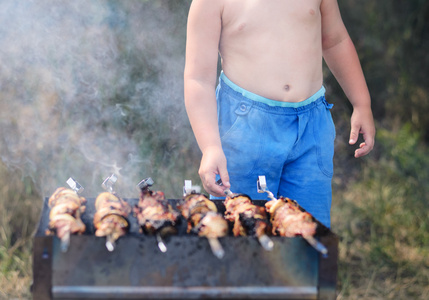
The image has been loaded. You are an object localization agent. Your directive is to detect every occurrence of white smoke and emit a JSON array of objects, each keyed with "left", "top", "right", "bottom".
[{"left": 0, "top": 0, "right": 198, "bottom": 198}]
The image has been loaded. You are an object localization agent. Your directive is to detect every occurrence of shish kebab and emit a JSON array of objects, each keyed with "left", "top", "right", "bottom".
[
  {"left": 133, "top": 177, "right": 179, "bottom": 253},
  {"left": 180, "top": 180, "right": 228, "bottom": 259},
  {"left": 46, "top": 177, "right": 86, "bottom": 252},
  {"left": 257, "top": 175, "right": 328, "bottom": 256},
  {"left": 93, "top": 174, "right": 131, "bottom": 252},
  {"left": 217, "top": 179, "right": 274, "bottom": 251}
]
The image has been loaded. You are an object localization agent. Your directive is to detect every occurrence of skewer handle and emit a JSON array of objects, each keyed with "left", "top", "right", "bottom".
[
  {"left": 216, "top": 179, "right": 235, "bottom": 197},
  {"left": 258, "top": 234, "right": 274, "bottom": 251},
  {"left": 223, "top": 189, "right": 234, "bottom": 197},
  {"left": 102, "top": 174, "right": 118, "bottom": 193},
  {"left": 208, "top": 237, "right": 225, "bottom": 259},
  {"left": 183, "top": 180, "right": 201, "bottom": 196},
  {"left": 137, "top": 177, "right": 154, "bottom": 190},
  {"left": 257, "top": 176, "right": 276, "bottom": 201},
  {"left": 183, "top": 180, "right": 192, "bottom": 196},
  {"left": 66, "top": 177, "right": 84, "bottom": 194}
]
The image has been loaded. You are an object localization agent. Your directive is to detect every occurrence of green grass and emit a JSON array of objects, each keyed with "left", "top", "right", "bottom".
[
  {"left": 333, "top": 124, "right": 429, "bottom": 299},
  {"left": 0, "top": 164, "right": 40, "bottom": 299}
]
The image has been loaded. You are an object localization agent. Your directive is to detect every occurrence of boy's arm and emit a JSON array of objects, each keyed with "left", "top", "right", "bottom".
[
  {"left": 184, "top": 0, "right": 230, "bottom": 196},
  {"left": 321, "top": 0, "right": 375, "bottom": 158}
]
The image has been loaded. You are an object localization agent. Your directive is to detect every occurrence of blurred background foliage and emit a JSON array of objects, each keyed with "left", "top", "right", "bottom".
[{"left": 0, "top": 0, "right": 428, "bottom": 299}]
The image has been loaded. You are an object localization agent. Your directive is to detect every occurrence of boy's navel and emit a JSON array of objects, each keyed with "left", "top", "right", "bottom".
[{"left": 284, "top": 84, "right": 290, "bottom": 91}]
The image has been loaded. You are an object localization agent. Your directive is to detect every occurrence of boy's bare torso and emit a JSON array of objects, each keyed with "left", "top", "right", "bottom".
[{"left": 219, "top": 0, "right": 323, "bottom": 102}]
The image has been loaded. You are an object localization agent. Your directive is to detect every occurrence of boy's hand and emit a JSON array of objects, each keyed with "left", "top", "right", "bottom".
[
  {"left": 349, "top": 107, "right": 375, "bottom": 158},
  {"left": 198, "top": 146, "right": 230, "bottom": 197}
]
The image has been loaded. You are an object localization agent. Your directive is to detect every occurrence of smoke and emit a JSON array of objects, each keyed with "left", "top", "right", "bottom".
[{"left": 0, "top": 0, "right": 197, "bottom": 198}]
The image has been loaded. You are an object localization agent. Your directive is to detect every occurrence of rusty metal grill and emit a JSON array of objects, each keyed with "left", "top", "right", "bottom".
[{"left": 32, "top": 197, "right": 338, "bottom": 300}]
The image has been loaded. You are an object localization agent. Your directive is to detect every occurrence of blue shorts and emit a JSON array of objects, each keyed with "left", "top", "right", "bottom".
[{"left": 212, "top": 72, "right": 335, "bottom": 227}]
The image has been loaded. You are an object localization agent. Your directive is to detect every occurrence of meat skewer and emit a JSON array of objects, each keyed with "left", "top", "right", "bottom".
[
  {"left": 46, "top": 178, "right": 86, "bottom": 252},
  {"left": 224, "top": 194, "right": 274, "bottom": 251},
  {"left": 94, "top": 174, "right": 131, "bottom": 252},
  {"left": 134, "top": 177, "right": 179, "bottom": 253},
  {"left": 258, "top": 176, "right": 328, "bottom": 256},
  {"left": 217, "top": 179, "right": 273, "bottom": 251},
  {"left": 180, "top": 181, "right": 228, "bottom": 259}
]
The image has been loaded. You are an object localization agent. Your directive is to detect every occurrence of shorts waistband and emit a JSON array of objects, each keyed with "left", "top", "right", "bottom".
[{"left": 219, "top": 71, "right": 325, "bottom": 108}]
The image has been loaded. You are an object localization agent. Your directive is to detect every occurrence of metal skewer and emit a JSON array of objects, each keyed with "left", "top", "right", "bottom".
[
  {"left": 103, "top": 174, "right": 130, "bottom": 211},
  {"left": 106, "top": 234, "right": 115, "bottom": 252},
  {"left": 257, "top": 175, "right": 328, "bottom": 256},
  {"left": 137, "top": 177, "right": 154, "bottom": 191},
  {"left": 215, "top": 178, "right": 236, "bottom": 197},
  {"left": 60, "top": 227, "right": 71, "bottom": 253},
  {"left": 101, "top": 174, "right": 122, "bottom": 252},
  {"left": 208, "top": 237, "right": 225, "bottom": 259},
  {"left": 58, "top": 177, "right": 84, "bottom": 253},
  {"left": 156, "top": 233, "right": 167, "bottom": 253},
  {"left": 67, "top": 177, "right": 84, "bottom": 195},
  {"left": 257, "top": 234, "right": 274, "bottom": 251},
  {"left": 223, "top": 188, "right": 235, "bottom": 197},
  {"left": 183, "top": 180, "right": 201, "bottom": 196},
  {"left": 304, "top": 236, "right": 328, "bottom": 256},
  {"left": 256, "top": 176, "right": 276, "bottom": 201},
  {"left": 138, "top": 177, "right": 169, "bottom": 253},
  {"left": 184, "top": 180, "right": 225, "bottom": 259},
  {"left": 102, "top": 173, "right": 118, "bottom": 194}
]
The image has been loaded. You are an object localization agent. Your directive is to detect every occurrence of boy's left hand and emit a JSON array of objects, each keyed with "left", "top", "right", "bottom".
[{"left": 349, "top": 107, "right": 375, "bottom": 158}]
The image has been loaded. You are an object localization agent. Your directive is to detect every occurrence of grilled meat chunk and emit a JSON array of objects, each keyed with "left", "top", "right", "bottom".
[
  {"left": 224, "top": 194, "right": 269, "bottom": 238},
  {"left": 198, "top": 211, "right": 229, "bottom": 239},
  {"left": 134, "top": 189, "right": 179, "bottom": 236},
  {"left": 180, "top": 192, "right": 228, "bottom": 258},
  {"left": 180, "top": 193, "right": 228, "bottom": 238},
  {"left": 93, "top": 192, "right": 131, "bottom": 243},
  {"left": 265, "top": 196, "right": 317, "bottom": 238},
  {"left": 46, "top": 187, "right": 86, "bottom": 239}
]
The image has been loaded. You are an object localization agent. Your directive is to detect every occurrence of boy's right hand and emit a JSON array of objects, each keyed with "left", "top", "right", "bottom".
[
  {"left": 198, "top": 146, "right": 230, "bottom": 197},
  {"left": 349, "top": 106, "right": 375, "bottom": 158}
]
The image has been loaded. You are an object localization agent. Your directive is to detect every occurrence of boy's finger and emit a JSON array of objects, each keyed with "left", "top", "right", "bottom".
[
  {"left": 202, "top": 173, "right": 225, "bottom": 197},
  {"left": 349, "top": 127, "right": 359, "bottom": 145},
  {"left": 219, "top": 169, "right": 230, "bottom": 189},
  {"left": 354, "top": 141, "right": 373, "bottom": 158}
]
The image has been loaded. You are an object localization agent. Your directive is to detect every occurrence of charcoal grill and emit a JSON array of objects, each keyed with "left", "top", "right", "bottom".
[{"left": 32, "top": 196, "right": 338, "bottom": 300}]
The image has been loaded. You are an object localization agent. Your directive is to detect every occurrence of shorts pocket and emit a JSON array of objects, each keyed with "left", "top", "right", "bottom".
[
  {"left": 313, "top": 101, "right": 336, "bottom": 177},
  {"left": 218, "top": 95, "right": 262, "bottom": 176},
  {"left": 219, "top": 98, "right": 252, "bottom": 140}
]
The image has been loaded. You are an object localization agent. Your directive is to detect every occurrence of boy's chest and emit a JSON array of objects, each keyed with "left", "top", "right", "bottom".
[{"left": 221, "top": 0, "right": 322, "bottom": 35}]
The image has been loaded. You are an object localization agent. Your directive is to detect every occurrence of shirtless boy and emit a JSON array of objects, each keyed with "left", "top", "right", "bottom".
[{"left": 184, "top": 0, "right": 375, "bottom": 227}]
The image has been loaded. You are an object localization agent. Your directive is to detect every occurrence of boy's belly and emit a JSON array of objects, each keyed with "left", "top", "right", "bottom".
[{"left": 221, "top": 54, "right": 324, "bottom": 103}]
